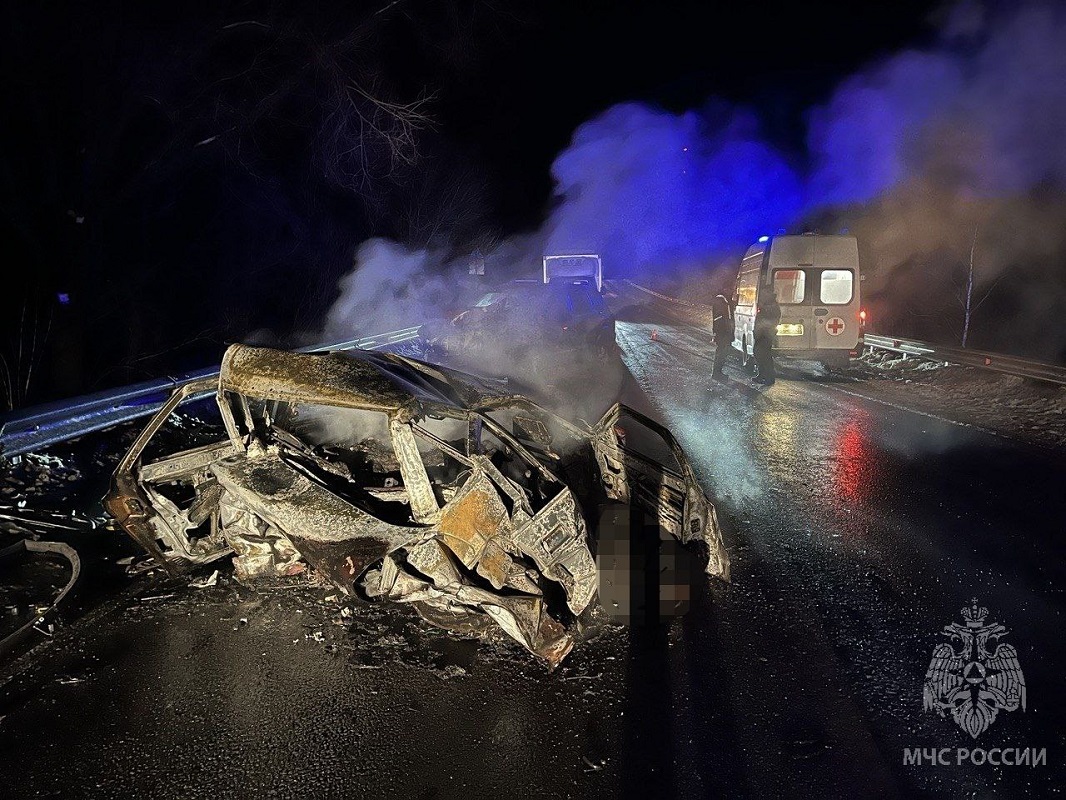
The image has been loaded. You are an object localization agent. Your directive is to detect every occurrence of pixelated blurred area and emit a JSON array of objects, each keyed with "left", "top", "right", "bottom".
[{"left": 596, "top": 504, "right": 694, "bottom": 625}]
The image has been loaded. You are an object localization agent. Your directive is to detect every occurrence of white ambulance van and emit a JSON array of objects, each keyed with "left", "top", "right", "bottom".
[{"left": 732, "top": 234, "right": 864, "bottom": 368}]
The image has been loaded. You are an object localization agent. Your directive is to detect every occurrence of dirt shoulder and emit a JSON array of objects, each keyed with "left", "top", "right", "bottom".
[{"left": 841, "top": 350, "right": 1066, "bottom": 452}]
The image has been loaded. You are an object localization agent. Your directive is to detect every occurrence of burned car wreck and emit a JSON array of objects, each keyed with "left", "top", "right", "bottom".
[{"left": 105, "top": 345, "right": 729, "bottom": 667}]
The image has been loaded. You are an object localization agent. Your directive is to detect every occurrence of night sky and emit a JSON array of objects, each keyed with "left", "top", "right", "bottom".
[
  {"left": 447, "top": 0, "right": 941, "bottom": 228},
  {"left": 0, "top": 0, "right": 968, "bottom": 406}
]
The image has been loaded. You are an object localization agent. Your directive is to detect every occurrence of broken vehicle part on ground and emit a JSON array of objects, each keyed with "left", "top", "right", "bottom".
[
  {"left": 0, "top": 539, "right": 81, "bottom": 659},
  {"left": 105, "top": 344, "right": 728, "bottom": 666}
]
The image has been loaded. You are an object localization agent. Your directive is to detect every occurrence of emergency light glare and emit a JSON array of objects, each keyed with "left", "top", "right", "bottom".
[{"left": 758, "top": 235, "right": 769, "bottom": 243}]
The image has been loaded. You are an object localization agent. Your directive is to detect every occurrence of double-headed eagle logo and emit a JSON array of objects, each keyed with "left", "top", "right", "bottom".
[{"left": 923, "top": 600, "right": 1026, "bottom": 738}]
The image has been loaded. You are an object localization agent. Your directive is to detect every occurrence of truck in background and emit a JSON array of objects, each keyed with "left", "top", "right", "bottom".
[{"left": 543, "top": 254, "right": 603, "bottom": 293}]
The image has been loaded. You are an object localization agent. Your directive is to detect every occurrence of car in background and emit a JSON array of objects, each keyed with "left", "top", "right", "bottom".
[{"left": 423, "top": 279, "right": 620, "bottom": 382}]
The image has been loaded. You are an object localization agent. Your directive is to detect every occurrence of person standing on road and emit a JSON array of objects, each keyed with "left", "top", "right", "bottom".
[
  {"left": 711, "top": 294, "right": 734, "bottom": 379},
  {"left": 752, "top": 296, "right": 780, "bottom": 386}
]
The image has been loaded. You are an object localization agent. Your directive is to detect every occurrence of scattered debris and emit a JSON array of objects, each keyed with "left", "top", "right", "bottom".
[
  {"left": 0, "top": 504, "right": 107, "bottom": 536},
  {"left": 0, "top": 449, "right": 86, "bottom": 514},
  {"left": 105, "top": 344, "right": 729, "bottom": 667},
  {"left": 436, "top": 664, "right": 467, "bottom": 680},
  {"left": 123, "top": 556, "right": 159, "bottom": 576},
  {"left": 190, "top": 569, "right": 219, "bottom": 588},
  {"left": 561, "top": 671, "right": 603, "bottom": 681},
  {"left": 582, "top": 755, "right": 607, "bottom": 773},
  {"left": 139, "top": 593, "right": 176, "bottom": 603}
]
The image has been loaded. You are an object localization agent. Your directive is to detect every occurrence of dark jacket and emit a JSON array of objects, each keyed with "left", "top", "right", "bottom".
[
  {"left": 711, "top": 295, "right": 733, "bottom": 337},
  {"left": 754, "top": 299, "right": 781, "bottom": 345}
]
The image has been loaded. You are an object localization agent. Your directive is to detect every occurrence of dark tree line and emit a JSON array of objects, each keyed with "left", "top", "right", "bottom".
[{"left": 1, "top": 0, "right": 521, "bottom": 408}]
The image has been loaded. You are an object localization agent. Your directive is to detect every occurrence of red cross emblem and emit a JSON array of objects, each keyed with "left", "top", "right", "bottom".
[{"left": 826, "top": 317, "right": 845, "bottom": 335}]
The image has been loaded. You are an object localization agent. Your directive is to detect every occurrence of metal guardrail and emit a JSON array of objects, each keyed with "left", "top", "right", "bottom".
[
  {"left": 623, "top": 279, "right": 713, "bottom": 310},
  {"left": 0, "top": 327, "right": 421, "bottom": 459},
  {"left": 863, "top": 334, "right": 1066, "bottom": 386}
]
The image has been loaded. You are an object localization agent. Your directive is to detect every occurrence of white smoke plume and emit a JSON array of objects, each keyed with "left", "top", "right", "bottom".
[{"left": 323, "top": 0, "right": 1066, "bottom": 362}]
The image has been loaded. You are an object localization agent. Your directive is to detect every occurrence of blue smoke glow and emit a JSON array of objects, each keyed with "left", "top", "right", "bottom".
[
  {"left": 545, "top": 105, "right": 802, "bottom": 277},
  {"left": 328, "top": 1, "right": 1066, "bottom": 359},
  {"left": 536, "top": 1, "right": 1066, "bottom": 286}
]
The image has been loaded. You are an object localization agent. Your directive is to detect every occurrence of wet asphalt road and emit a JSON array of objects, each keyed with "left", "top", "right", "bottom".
[
  {"left": 615, "top": 320, "right": 1065, "bottom": 798},
  {"left": 1, "top": 320, "right": 1064, "bottom": 799}
]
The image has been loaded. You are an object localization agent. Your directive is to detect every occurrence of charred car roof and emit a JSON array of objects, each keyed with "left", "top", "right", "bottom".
[{"left": 220, "top": 344, "right": 519, "bottom": 414}]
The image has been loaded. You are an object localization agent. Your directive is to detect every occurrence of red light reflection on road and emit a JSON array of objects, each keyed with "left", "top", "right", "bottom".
[{"left": 834, "top": 419, "right": 875, "bottom": 503}]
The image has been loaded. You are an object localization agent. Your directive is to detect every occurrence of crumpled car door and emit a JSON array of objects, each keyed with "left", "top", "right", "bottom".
[
  {"left": 590, "top": 403, "right": 729, "bottom": 581},
  {"left": 105, "top": 376, "right": 237, "bottom": 571}
]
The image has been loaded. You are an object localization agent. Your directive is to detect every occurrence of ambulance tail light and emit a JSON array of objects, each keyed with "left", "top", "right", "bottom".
[{"left": 859, "top": 308, "right": 867, "bottom": 327}]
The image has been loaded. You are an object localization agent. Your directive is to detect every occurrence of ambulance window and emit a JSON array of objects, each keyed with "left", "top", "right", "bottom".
[
  {"left": 736, "top": 269, "right": 758, "bottom": 306},
  {"left": 737, "top": 285, "right": 757, "bottom": 306},
  {"left": 773, "top": 269, "right": 805, "bottom": 304},
  {"left": 820, "top": 270, "right": 854, "bottom": 304}
]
